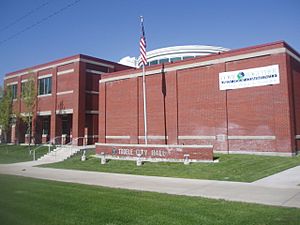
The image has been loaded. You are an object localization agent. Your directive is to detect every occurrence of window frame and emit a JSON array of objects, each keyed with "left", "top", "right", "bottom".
[
  {"left": 38, "top": 76, "right": 52, "bottom": 96},
  {"left": 11, "top": 84, "right": 18, "bottom": 100}
]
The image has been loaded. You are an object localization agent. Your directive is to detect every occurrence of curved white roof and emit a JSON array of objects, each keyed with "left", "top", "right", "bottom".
[
  {"left": 119, "top": 45, "right": 230, "bottom": 67},
  {"left": 146, "top": 45, "right": 229, "bottom": 61}
]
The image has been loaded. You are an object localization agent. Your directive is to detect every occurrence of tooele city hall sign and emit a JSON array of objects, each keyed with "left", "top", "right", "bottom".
[{"left": 96, "top": 143, "right": 214, "bottom": 164}]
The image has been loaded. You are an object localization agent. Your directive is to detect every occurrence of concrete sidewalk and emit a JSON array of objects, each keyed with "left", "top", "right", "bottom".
[
  {"left": 0, "top": 161, "right": 300, "bottom": 209},
  {"left": 253, "top": 165, "right": 300, "bottom": 187}
]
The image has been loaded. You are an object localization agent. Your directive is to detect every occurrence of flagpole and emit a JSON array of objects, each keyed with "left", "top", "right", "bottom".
[
  {"left": 140, "top": 16, "right": 148, "bottom": 145},
  {"left": 142, "top": 63, "right": 148, "bottom": 145}
]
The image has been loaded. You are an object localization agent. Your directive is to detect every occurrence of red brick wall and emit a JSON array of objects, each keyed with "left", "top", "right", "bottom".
[
  {"left": 37, "top": 96, "right": 53, "bottom": 111},
  {"left": 85, "top": 94, "right": 98, "bottom": 111},
  {"left": 98, "top": 44, "right": 300, "bottom": 155},
  {"left": 105, "top": 79, "right": 137, "bottom": 139},
  {"left": 85, "top": 114, "right": 98, "bottom": 144},
  {"left": 177, "top": 66, "right": 218, "bottom": 137},
  {"left": 86, "top": 73, "right": 101, "bottom": 92},
  {"left": 57, "top": 76, "right": 75, "bottom": 93},
  {"left": 57, "top": 63, "right": 74, "bottom": 73},
  {"left": 225, "top": 54, "right": 292, "bottom": 153},
  {"left": 56, "top": 95, "right": 74, "bottom": 111},
  {"left": 4, "top": 55, "right": 129, "bottom": 144},
  {"left": 291, "top": 57, "right": 300, "bottom": 150},
  {"left": 139, "top": 74, "right": 166, "bottom": 144}
]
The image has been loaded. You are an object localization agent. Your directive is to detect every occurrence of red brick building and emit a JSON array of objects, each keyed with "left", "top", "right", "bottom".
[
  {"left": 97, "top": 41, "right": 300, "bottom": 156},
  {"left": 4, "top": 54, "right": 130, "bottom": 145}
]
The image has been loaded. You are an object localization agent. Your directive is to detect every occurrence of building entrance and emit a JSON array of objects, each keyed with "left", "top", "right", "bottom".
[{"left": 61, "top": 114, "right": 72, "bottom": 143}]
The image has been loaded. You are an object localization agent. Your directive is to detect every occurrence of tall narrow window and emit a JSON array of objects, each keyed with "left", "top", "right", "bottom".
[
  {"left": 38, "top": 77, "right": 52, "bottom": 95},
  {"left": 42, "top": 117, "right": 50, "bottom": 135},
  {"left": 11, "top": 84, "right": 17, "bottom": 99},
  {"left": 21, "top": 82, "right": 26, "bottom": 96}
]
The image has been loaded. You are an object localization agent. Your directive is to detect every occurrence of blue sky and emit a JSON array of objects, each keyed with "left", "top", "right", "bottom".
[{"left": 0, "top": 0, "right": 299, "bottom": 83}]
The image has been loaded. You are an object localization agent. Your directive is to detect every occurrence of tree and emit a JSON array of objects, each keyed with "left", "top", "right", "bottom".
[
  {"left": 0, "top": 86, "right": 13, "bottom": 143},
  {"left": 20, "top": 77, "right": 37, "bottom": 153}
]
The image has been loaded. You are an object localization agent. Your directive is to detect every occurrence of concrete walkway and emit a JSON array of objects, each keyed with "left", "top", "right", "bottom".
[
  {"left": 0, "top": 161, "right": 300, "bottom": 209},
  {"left": 253, "top": 165, "right": 300, "bottom": 187}
]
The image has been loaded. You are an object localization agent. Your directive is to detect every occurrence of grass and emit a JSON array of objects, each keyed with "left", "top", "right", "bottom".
[
  {"left": 0, "top": 174, "right": 299, "bottom": 225},
  {"left": 41, "top": 149, "right": 300, "bottom": 182},
  {"left": 0, "top": 144, "right": 49, "bottom": 164}
]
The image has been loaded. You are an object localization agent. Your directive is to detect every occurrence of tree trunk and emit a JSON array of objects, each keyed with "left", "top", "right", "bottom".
[{"left": 3, "top": 130, "right": 7, "bottom": 144}]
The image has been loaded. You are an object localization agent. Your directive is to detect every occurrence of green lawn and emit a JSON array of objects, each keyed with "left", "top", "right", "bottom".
[
  {"left": 41, "top": 149, "right": 300, "bottom": 182},
  {"left": 0, "top": 174, "right": 299, "bottom": 225},
  {"left": 0, "top": 144, "right": 49, "bottom": 164}
]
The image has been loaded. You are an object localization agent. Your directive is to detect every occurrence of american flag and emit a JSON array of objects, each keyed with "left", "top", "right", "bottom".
[{"left": 139, "top": 17, "right": 147, "bottom": 66}]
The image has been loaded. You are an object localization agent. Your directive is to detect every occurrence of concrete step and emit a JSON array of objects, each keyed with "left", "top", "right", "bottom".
[
  {"left": 27, "top": 145, "right": 95, "bottom": 165},
  {"left": 36, "top": 145, "right": 88, "bottom": 163}
]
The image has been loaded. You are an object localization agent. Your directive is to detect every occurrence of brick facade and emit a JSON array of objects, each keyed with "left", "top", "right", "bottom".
[
  {"left": 4, "top": 54, "right": 130, "bottom": 145},
  {"left": 97, "top": 41, "right": 300, "bottom": 156},
  {"left": 4, "top": 41, "right": 300, "bottom": 156}
]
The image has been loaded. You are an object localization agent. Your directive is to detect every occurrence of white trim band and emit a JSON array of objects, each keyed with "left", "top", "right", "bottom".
[
  {"left": 57, "top": 69, "right": 74, "bottom": 75},
  {"left": 4, "top": 57, "right": 114, "bottom": 80},
  {"left": 81, "top": 59, "right": 114, "bottom": 68},
  {"left": 38, "top": 74, "right": 52, "bottom": 79},
  {"left": 56, "top": 109, "right": 73, "bottom": 114},
  {"left": 106, "top": 136, "right": 130, "bottom": 139},
  {"left": 177, "top": 135, "right": 275, "bottom": 140},
  {"left": 296, "top": 135, "right": 300, "bottom": 140},
  {"left": 228, "top": 136, "right": 276, "bottom": 140},
  {"left": 56, "top": 90, "right": 74, "bottom": 96},
  {"left": 178, "top": 135, "right": 216, "bottom": 140},
  {"left": 214, "top": 150, "right": 295, "bottom": 157},
  {"left": 85, "top": 135, "right": 99, "bottom": 138},
  {"left": 37, "top": 111, "right": 51, "bottom": 116},
  {"left": 85, "top": 90, "right": 99, "bottom": 95},
  {"left": 96, "top": 142, "right": 213, "bottom": 148},
  {"left": 85, "top": 110, "right": 99, "bottom": 114},
  {"left": 38, "top": 94, "right": 52, "bottom": 98},
  {"left": 286, "top": 49, "right": 300, "bottom": 63},
  {"left": 86, "top": 69, "right": 104, "bottom": 75},
  {"left": 138, "top": 136, "right": 168, "bottom": 140},
  {"left": 6, "top": 81, "right": 18, "bottom": 86},
  {"left": 99, "top": 68, "right": 161, "bottom": 83}
]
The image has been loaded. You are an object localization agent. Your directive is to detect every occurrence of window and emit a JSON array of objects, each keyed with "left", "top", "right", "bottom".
[
  {"left": 159, "top": 58, "right": 169, "bottom": 64},
  {"left": 21, "top": 79, "right": 35, "bottom": 98},
  {"left": 11, "top": 84, "right": 17, "bottom": 99},
  {"left": 42, "top": 117, "right": 50, "bottom": 135},
  {"left": 21, "top": 82, "right": 26, "bottom": 96},
  {"left": 25, "top": 121, "right": 32, "bottom": 134},
  {"left": 149, "top": 60, "right": 158, "bottom": 65},
  {"left": 183, "top": 56, "right": 194, "bottom": 60},
  {"left": 170, "top": 57, "right": 181, "bottom": 62},
  {"left": 38, "top": 77, "right": 52, "bottom": 95}
]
